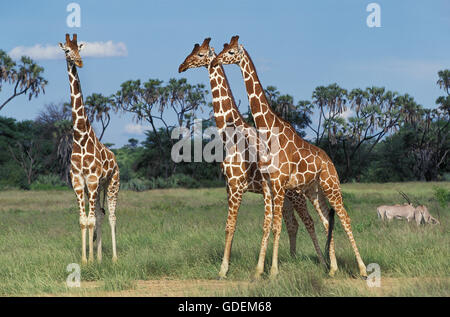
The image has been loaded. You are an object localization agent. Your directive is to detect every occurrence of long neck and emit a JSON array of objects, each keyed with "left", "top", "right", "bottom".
[
  {"left": 66, "top": 61, "right": 90, "bottom": 139},
  {"left": 207, "top": 63, "right": 247, "bottom": 132},
  {"left": 239, "top": 49, "right": 281, "bottom": 130}
]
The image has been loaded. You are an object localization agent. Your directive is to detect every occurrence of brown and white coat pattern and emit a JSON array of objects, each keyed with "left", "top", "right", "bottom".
[
  {"left": 179, "top": 39, "right": 326, "bottom": 278},
  {"left": 213, "top": 36, "right": 367, "bottom": 278},
  {"left": 59, "top": 34, "right": 120, "bottom": 264}
]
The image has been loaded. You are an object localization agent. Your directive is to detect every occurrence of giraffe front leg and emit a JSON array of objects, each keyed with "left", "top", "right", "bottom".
[
  {"left": 254, "top": 179, "right": 273, "bottom": 280},
  {"left": 72, "top": 173, "right": 87, "bottom": 264},
  {"left": 219, "top": 186, "right": 243, "bottom": 279},
  {"left": 86, "top": 176, "right": 99, "bottom": 264},
  {"left": 107, "top": 168, "right": 120, "bottom": 263},
  {"left": 269, "top": 182, "right": 285, "bottom": 279}
]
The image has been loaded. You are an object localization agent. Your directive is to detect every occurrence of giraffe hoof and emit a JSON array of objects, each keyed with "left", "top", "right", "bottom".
[
  {"left": 269, "top": 271, "right": 279, "bottom": 280},
  {"left": 112, "top": 256, "right": 118, "bottom": 263},
  {"left": 252, "top": 273, "right": 263, "bottom": 282},
  {"left": 81, "top": 258, "right": 88, "bottom": 265}
]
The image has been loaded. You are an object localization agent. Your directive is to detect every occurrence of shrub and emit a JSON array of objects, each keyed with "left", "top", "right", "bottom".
[
  {"left": 30, "top": 174, "right": 67, "bottom": 190},
  {"left": 121, "top": 178, "right": 152, "bottom": 191},
  {"left": 433, "top": 186, "right": 450, "bottom": 209}
]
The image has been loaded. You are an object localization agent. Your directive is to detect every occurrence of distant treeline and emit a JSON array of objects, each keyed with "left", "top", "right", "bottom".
[{"left": 0, "top": 49, "right": 448, "bottom": 190}]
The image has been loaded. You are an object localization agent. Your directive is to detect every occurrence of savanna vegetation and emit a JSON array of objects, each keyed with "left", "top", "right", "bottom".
[{"left": 0, "top": 182, "right": 448, "bottom": 296}]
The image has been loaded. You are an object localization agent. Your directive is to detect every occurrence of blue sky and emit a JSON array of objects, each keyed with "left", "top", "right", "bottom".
[{"left": 1, "top": 0, "right": 449, "bottom": 147}]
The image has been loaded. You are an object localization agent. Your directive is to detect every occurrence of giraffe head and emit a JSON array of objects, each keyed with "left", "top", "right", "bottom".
[
  {"left": 211, "top": 35, "right": 244, "bottom": 67},
  {"left": 59, "top": 33, "right": 84, "bottom": 68},
  {"left": 178, "top": 38, "right": 215, "bottom": 73}
]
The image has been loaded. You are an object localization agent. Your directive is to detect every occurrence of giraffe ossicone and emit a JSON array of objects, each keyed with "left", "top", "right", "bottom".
[{"left": 60, "top": 33, "right": 120, "bottom": 264}]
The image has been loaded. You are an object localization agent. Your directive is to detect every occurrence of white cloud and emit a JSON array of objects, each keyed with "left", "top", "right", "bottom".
[
  {"left": 125, "top": 123, "right": 149, "bottom": 135},
  {"left": 82, "top": 41, "right": 128, "bottom": 58},
  {"left": 8, "top": 41, "right": 127, "bottom": 60},
  {"left": 339, "top": 108, "right": 354, "bottom": 119}
]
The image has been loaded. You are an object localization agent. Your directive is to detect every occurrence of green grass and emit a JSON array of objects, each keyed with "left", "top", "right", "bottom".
[{"left": 0, "top": 182, "right": 449, "bottom": 296}]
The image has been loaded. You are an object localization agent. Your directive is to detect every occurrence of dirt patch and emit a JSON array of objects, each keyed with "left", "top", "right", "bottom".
[
  {"left": 51, "top": 278, "right": 250, "bottom": 297},
  {"left": 41, "top": 276, "right": 449, "bottom": 297}
]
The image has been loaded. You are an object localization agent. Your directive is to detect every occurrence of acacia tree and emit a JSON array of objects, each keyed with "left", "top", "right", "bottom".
[
  {"left": 299, "top": 83, "right": 348, "bottom": 148},
  {"left": 36, "top": 103, "right": 73, "bottom": 184},
  {"left": 113, "top": 78, "right": 208, "bottom": 177},
  {"left": 6, "top": 120, "right": 42, "bottom": 185},
  {"left": 0, "top": 50, "right": 47, "bottom": 111},
  {"left": 264, "top": 86, "right": 310, "bottom": 137},
  {"left": 299, "top": 84, "right": 420, "bottom": 181},
  {"left": 85, "top": 93, "right": 115, "bottom": 141}
]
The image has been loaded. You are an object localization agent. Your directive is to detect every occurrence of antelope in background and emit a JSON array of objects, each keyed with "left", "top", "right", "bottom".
[{"left": 377, "top": 191, "right": 440, "bottom": 226}]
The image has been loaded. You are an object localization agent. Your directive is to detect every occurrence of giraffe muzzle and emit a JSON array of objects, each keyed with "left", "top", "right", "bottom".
[{"left": 178, "top": 63, "right": 187, "bottom": 73}]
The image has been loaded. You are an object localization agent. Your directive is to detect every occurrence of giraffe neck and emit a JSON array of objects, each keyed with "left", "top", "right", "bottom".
[
  {"left": 239, "top": 49, "right": 282, "bottom": 131},
  {"left": 207, "top": 63, "right": 247, "bottom": 133},
  {"left": 66, "top": 61, "right": 91, "bottom": 140}
]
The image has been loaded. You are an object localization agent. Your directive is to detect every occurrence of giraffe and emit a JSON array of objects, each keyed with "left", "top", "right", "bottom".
[
  {"left": 212, "top": 36, "right": 367, "bottom": 279},
  {"left": 179, "top": 38, "right": 327, "bottom": 278},
  {"left": 59, "top": 34, "right": 120, "bottom": 264}
]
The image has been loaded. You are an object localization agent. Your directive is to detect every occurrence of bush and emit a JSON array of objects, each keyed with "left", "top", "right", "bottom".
[
  {"left": 121, "top": 178, "right": 152, "bottom": 191},
  {"left": 433, "top": 186, "right": 450, "bottom": 209},
  {"left": 30, "top": 174, "right": 68, "bottom": 190}
]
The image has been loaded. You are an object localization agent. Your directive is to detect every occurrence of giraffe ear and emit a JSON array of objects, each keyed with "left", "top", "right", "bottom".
[
  {"left": 59, "top": 43, "right": 66, "bottom": 50},
  {"left": 238, "top": 44, "right": 244, "bottom": 54},
  {"left": 78, "top": 43, "right": 85, "bottom": 51},
  {"left": 208, "top": 47, "right": 214, "bottom": 58}
]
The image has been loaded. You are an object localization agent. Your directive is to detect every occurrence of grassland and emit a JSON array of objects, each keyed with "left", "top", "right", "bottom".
[{"left": 0, "top": 182, "right": 448, "bottom": 296}]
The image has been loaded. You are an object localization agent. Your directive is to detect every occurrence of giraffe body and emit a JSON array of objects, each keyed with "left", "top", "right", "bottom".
[
  {"left": 179, "top": 39, "right": 326, "bottom": 278},
  {"left": 213, "top": 36, "right": 367, "bottom": 278},
  {"left": 60, "top": 34, "right": 120, "bottom": 264}
]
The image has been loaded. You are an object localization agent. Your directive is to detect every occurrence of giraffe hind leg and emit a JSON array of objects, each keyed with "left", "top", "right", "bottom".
[
  {"left": 304, "top": 186, "right": 338, "bottom": 276},
  {"left": 287, "top": 190, "right": 326, "bottom": 266},
  {"left": 107, "top": 168, "right": 120, "bottom": 262},
  {"left": 282, "top": 197, "right": 299, "bottom": 257},
  {"left": 320, "top": 178, "right": 367, "bottom": 278},
  {"left": 94, "top": 189, "right": 105, "bottom": 263}
]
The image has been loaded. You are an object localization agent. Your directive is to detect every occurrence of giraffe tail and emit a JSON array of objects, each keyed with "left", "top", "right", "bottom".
[{"left": 324, "top": 208, "right": 335, "bottom": 265}]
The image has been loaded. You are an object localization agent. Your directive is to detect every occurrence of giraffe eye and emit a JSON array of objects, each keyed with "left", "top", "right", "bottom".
[
  {"left": 198, "top": 53, "right": 204, "bottom": 57},
  {"left": 228, "top": 50, "right": 235, "bottom": 55}
]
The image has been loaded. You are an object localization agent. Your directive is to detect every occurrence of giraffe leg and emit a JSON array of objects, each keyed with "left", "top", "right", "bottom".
[
  {"left": 320, "top": 178, "right": 367, "bottom": 278},
  {"left": 107, "top": 168, "right": 120, "bottom": 263},
  {"left": 218, "top": 185, "right": 243, "bottom": 279},
  {"left": 287, "top": 190, "right": 326, "bottom": 266},
  {"left": 95, "top": 192, "right": 105, "bottom": 263},
  {"left": 304, "top": 186, "right": 338, "bottom": 276},
  {"left": 269, "top": 181, "right": 285, "bottom": 279},
  {"left": 282, "top": 197, "right": 298, "bottom": 257},
  {"left": 86, "top": 176, "right": 99, "bottom": 263},
  {"left": 254, "top": 179, "right": 274, "bottom": 280},
  {"left": 72, "top": 172, "right": 87, "bottom": 264}
]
